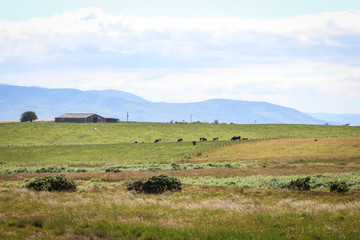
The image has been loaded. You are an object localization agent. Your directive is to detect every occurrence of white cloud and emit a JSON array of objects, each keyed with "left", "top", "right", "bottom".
[
  {"left": 1, "top": 8, "right": 360, "bottom": 67},
  {"left": 1, "top": 8, "right": 360, "bottom": 113}
]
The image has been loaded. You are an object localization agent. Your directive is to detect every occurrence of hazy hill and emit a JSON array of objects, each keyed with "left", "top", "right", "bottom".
[
  {"left": 87, "top": 89, "right": 148, "bottom": 103},
  {"left": 0, "top": 84, "right": 326, "bottom": 124},
  {"left": 307, "top": 113, "right": 360, "bottom": 126}
]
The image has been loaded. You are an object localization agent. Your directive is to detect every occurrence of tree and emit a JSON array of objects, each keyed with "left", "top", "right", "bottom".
[{"left": 20, "top": 111, "right": 38, "bottom": 122}]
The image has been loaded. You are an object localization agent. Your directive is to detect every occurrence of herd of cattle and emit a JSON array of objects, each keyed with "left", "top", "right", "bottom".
[{"left": 134, "top": 136, "right": 248, "bottom": 145}]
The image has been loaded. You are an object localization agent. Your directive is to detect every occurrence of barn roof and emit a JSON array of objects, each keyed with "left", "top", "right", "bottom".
[{"left": 56, "top": 113, "right": 103, "bottom": 118}]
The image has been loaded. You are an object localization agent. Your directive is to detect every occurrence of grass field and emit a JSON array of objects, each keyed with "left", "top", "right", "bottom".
[
  {"left": 1, "top": 122, "right": 360, "bottom": 146},
  {"left": 1, "top": 122, "right": 360, "bottom": 239}
]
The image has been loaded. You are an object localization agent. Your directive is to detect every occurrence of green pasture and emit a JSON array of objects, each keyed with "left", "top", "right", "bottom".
[
  {"left": 0, "top": 141, "right": 235, "bottom": 165},
  {"left": 1, "top": 121, "right": 359, "bottom": 167},
  {"left": 1, "top": 122, "right": 360, "bottom": 239},
  {"left": 1, "top": 121, "right": 359, "bottom": 146}
]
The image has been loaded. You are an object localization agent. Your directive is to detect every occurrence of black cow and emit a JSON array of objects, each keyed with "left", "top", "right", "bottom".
[
  {"left": 154, "top": 138, "right": 161, "bottom": 143},
  {"left": 193, "top": 141, "right": 196, "bottom": 146},
  {"left": 213, "top": 137, "right": 219, "bottom": 141},
  {"left": 177, "top": 138, "right": 183, "bottom": 142},
  {"left": 134, "top": 141, "right": 138, "bottom": 143},
  {"left": 200, "top": 137, "right": 207, "bottom": 142},
  {"left": 231, "top": 136, "right": 241, "bottom": 141}
]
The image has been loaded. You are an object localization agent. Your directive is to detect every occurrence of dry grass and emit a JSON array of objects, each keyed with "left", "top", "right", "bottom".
[
  {"left": 0, "top": 186, "right": 360, "bottom": 239},
  {"left": 193, "top": 137, "right": 360, "bottom": 163}
]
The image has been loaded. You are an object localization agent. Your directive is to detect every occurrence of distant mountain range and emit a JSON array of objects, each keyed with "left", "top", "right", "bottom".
[
  {"left": 306, "top": 113, "right": 360, "bottom": 126},
  {"left": 0, "top": 84, "right": 357, "bottom": 125}
]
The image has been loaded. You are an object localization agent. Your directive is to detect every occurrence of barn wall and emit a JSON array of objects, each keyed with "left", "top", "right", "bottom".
[
  {"left": 55, "top": 118, "right": 86, "bottom": 123},
  {"left": 55, "top": 114, "right": 110, "bottom": 123},
  {"left": 86, "top": 115, "right": 105, "bottom": 123},
  {"left": 105, "top": 118, "right": 119, "bottom": 123}
]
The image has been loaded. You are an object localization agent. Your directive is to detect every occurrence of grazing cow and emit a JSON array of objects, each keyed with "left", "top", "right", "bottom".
[
  {"left": 231, "top": 136, "right": 241, "bottom": 141},
  {"left": 177, "top": 138, "right": 183, "bottom": 142},
  {"left": 134, "top": 141, "right": 138, "bottom": 143},
  {"left": 200, "top": 137, "right": 207, "bottom": 142},
  {"left": 193, "top": 141, "right": 196, "bottom": 146},
  {"left": 154, "top": 138, "right": 161, "bottom": 143},
  {"left": 213, "top": 137, "right": 219, "bottom": 141},
  {"left": 242, "top": 138, "right": 248, "bottom": 140}
]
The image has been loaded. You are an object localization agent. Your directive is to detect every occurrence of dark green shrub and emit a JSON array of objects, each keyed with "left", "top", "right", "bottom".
[
  {"left": 126, "top": 180, "right": 144, "bottom": 192},
  {"left": 142, "top": 174, "right": 182, "bottom": 194},
  {"left": 24, "top": 176, "right": 53, "bottom": 191},
  {"left": 105, "top": 166, "right": 122, "bottom": 173},
  {"left": 51, "top": 175, "right": 77, "bottom": 191},
  {"left": 171, "top": 163, "right": 181, "bottom": 170},
  {"left": 224, "top": 163, "right": 233, "bottom": 168},
  {"left": 288, "top": 177, "right": 311, "bottom": 191},
  {"left": 35, "top": 166, "right": 66, "bottom": 173},
  {"left": 127, "top": 174, "right": 182, "bottom": 194},
  {"left": 14, "top": 168, "right": 28, "bottom": 173},
  {"left": 329, "top": 181, "right": 349, "bottom": 193},
  {"left": 147, "top": 165, "right": 162, "bottom": 172},
  {"left": 24, "top": 175, "right": 77, "bottom": 192}
]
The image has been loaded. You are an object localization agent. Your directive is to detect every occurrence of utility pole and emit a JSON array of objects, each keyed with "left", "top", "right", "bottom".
[{"left": 127, "top": 112, "right": 129, "bottom": 122}]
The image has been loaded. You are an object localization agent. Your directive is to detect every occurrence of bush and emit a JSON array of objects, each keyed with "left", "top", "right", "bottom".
[
  {"left": 143, "top": 174, "right": 182, "bottom": 194},
  {"left": 105, "top": 166, "right": 122, "bottom": 172},
  {"left": 35, "top": 166, "right": 66, "bottom": 173},
  {"left": 288, "top": 177, "right": 311, "bottom": 191},
  {"left": 127, "top": 174, "right": 182, "bottom": 194},
  {"left": 14, "top": 168, "right": 29, "bottom": 173},
  {"left": 126, "top": 180, "right": 144, "bottom": 192},
  {"left": 171, "top": 163, "right": 181, "bottom": 170},
  {"left": 24, "top": 175, "right": 77, "bottom": 192},
  {"left": 329, "top": 181, "right": 349, "bottom": 193}
]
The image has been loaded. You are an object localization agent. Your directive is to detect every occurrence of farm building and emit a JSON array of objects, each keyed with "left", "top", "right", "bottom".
[
  {"left": 105, "top": 118, "right": 120, "bottom": 123},
  {"left": 55, "top": 113, "right": 119, "bottom": 123}
]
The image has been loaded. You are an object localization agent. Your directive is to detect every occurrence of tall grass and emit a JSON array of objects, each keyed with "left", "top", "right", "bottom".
[{"left": 0, "top": 186, "right": 359, "bottom": 239}]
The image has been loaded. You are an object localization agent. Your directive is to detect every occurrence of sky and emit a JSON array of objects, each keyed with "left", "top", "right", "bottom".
[{"left": 0, "top": 0, "right": 360, "bottom": 114}]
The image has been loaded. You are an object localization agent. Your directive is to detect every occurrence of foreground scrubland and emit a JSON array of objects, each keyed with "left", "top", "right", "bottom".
[
  {"left": 1, "top": 186, "right": 360, "bottom": 240},
  {"left": 0, "top": 122, "right": 360, "bottom": 239}
]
